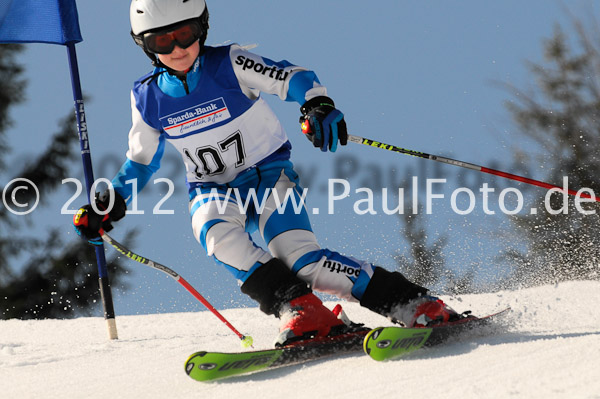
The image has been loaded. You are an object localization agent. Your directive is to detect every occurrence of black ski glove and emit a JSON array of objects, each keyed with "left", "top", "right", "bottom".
[
  {"left": 73, "top": 189, "right": 126, "bottom": 245},
  {"left": 299, "top": 96, "right": 348, "bottom": 152}
]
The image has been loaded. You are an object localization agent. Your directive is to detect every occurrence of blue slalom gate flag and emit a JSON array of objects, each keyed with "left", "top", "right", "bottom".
[
  {"left": 0, "top": 0, "right": 82, "bottom": 45},
  {"left": 0, "top": 0, "right": 119, "bottom": 339}
]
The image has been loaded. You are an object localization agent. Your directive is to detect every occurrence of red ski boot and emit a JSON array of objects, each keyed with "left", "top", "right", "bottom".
[
  {"left": 274, "top": 293, "right": 347, "bottom": 347},
  {"left": 409, "top": 297, "right": 463, "bottom": 328}
]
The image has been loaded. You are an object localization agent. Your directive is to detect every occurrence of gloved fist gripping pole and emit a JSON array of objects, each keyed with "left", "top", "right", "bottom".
[
  {"left": 300, "top": 96, "right": 348, "bottom": 152},
  {"left": 73, "top": 190, "right": 127, "bottom": 245}
]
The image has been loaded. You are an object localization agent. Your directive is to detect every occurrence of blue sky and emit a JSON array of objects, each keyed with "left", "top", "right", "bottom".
[{"left": 3, "top": 0, "right": 595, "bottom": 315}]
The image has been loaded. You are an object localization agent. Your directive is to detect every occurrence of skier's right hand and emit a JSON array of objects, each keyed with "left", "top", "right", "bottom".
[{"left": 73, "top": 190, "right": 126, "bottom": 245}]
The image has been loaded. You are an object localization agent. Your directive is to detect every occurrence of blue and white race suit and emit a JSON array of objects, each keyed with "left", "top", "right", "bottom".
[{"left": 111, "top": 44, "right": 375, "bottom": 302}]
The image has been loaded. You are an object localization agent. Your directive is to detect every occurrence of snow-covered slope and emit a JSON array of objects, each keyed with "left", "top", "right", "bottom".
[{"left": 2, "top": 281, "right": 600, "bottom": 399}]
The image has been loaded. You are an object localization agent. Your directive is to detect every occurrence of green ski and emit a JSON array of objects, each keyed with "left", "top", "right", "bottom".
[
  {"left": 185, "top": 308, "right": 510, "bottom": 381},
  {"left": 364, "top": 307, "right": 510, "bottom": 361},
  {"left": 185, "top": 329, "right": 369, "bottom": 382}
]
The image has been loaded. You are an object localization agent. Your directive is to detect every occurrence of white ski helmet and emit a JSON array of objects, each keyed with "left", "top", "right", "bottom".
[
  {"left": 130, "top": 0, "right": 209, "bottom": 65},
  {"left": 130, "top": 0, "right": 207, "bottom": 35}
]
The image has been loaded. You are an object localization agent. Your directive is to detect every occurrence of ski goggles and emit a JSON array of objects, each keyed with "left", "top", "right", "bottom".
[{"left": 143, "top": 21, "right": 201, "bottom": 54}]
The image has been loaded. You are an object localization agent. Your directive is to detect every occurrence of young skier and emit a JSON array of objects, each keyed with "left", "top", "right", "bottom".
[{"left": 73, "top": 0, "right": 465, "bottom": 345}]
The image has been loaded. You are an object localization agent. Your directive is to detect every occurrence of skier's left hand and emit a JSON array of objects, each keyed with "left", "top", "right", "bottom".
[{"left": 299, "top": 96, "right": 348, "bottom": 152}]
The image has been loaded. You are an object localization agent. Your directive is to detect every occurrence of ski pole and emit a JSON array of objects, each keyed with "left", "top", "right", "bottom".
[
  {"left": 101, "top": 233, "right": 253, "bottom": 348},
  {"left": 348, "top": 134, "right": 599, "bottom": 202}
]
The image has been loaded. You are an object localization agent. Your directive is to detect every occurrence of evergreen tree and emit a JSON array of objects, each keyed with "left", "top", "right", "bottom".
[
  {"left": 0, "top": 44, "right": 131, "bottom": 319},
  {"left": 504, "top": 21, "right": 600, "bottom": 284},
  {"left": 395, "top": 206, "right": 474, "bottom": 294}
]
